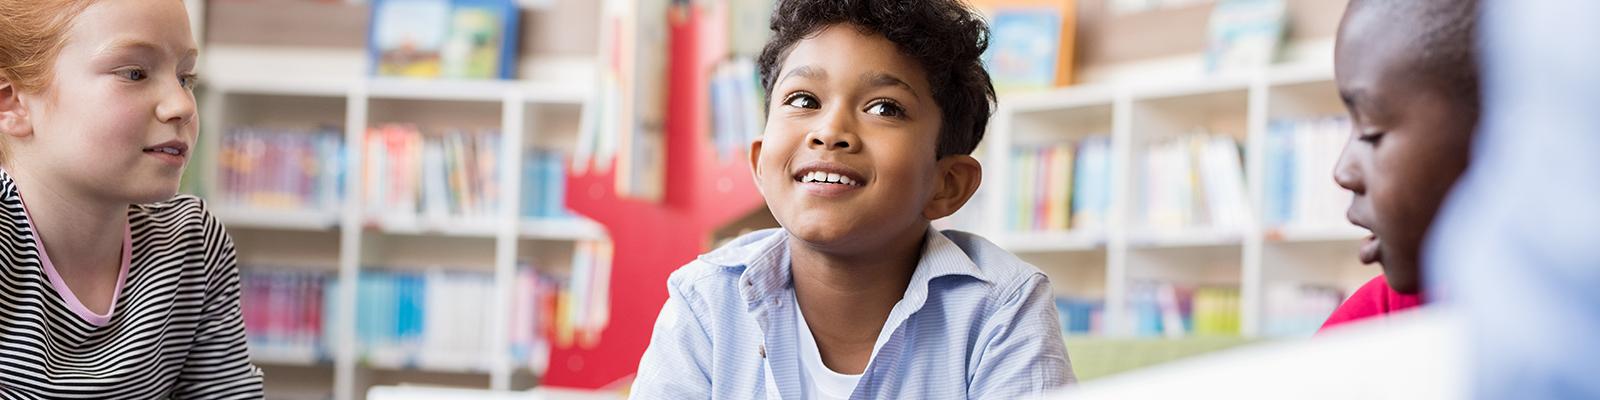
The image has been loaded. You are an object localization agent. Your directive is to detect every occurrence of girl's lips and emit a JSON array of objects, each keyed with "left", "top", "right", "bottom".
[{"left": 1359, "top": 235, "right": 1382, "bottom": 264}]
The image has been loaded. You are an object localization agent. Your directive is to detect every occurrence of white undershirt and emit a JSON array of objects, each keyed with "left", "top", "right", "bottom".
[{"left": 796, "top": 299, "right": 863, "bottom": 400}]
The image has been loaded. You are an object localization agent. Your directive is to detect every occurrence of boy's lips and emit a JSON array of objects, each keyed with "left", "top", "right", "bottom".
[
  {"left": 1359, "top": 234, "right": 1382, "bottom": 265},
  {"left": 1347, "top": 213, "right": 1381, "bottom": 265},
  {"left": 791, "top": 161, "right": 867, "bottom": 197}
]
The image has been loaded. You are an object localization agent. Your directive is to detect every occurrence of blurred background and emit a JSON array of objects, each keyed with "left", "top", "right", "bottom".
[{"left": 179, "top": 0, "right": 1365, "bottom": 399}]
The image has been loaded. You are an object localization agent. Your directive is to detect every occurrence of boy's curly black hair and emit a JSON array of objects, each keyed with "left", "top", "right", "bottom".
[{"left": 757, "top": 0, "right": 995, "bottom": 159}]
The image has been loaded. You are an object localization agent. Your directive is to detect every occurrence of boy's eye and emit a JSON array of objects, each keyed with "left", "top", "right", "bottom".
[
  {"left": 783, "top": 93, "right": 820, "bottom": 109},
  {"left": 115, "top": 68, "right": 148, "bottom": 82},
  {"left": 1358, "top": 131, "right": 1385, "bottom": 144},
  {"left": 864, "top": 100, "right": 905, "bottom": 118}
]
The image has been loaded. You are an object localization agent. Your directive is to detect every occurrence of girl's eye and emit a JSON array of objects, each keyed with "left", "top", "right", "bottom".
[
  {"left": 783, "top": 93, "right": 820, "bottom": 109},
  {"left": 116, "top": 68, "right": 148, "bottom": 82},
  {"left": 179, "top": 74, "right": 199, "bottom": 91},
  {"left": 865, "top": 100, "right": 905, "bottom": 118}
]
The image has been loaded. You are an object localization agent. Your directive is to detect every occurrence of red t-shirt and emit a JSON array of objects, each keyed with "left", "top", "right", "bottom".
[{"left": 1318, "top": 275, "right": 1426, "bottom": 333}]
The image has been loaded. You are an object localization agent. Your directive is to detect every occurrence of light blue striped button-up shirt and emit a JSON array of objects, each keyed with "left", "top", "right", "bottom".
[{"left": 631, "top": 227, "right": 1074, "bottom": 399}]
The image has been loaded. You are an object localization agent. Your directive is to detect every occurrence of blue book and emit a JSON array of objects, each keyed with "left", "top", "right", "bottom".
[
  {"left": 1265, "top": 121, "right": 1296, "bottom": 226},
  {"left": 1072, "top": 136, "right": 1112, "bottom": 230},
  {"left": 544, "top": 153, "right": 567, "bottom": 219}
]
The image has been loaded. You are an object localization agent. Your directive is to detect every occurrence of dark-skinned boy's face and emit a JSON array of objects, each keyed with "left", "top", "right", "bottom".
[
  {"left": 750, "top": 24, "right": 944, "bottom": 254},
  {"left": 1332, "top": 7, "right": 1475, "bottom": 294}
]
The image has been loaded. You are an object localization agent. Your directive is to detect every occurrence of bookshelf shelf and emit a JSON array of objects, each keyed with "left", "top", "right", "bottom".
[
  {"left": 996, "top": 231, "right": 1106, "bottom": 253},
  {"left": 205, "top": 75, "right": 351, "bottom": 98},
  {"left": 1128, "top": 229, "right": 1245, "bottom": 249},
  {"left": 366, "top": 78, "right": 523, "bottom": 103},
  {"left": 366, "top": 216, "right": 506, "bottom": 238},
  {"left": 361, "top": 357, "right": 494, "bottom": 375},
  {"left": 1264, "top": 225, "right": 1366, "bottom": 243},
  {"left": 519, "top": 219, "right": 606, "bottom": 241},
  {"left": 252, "top": 346, "right": 329, "bottom": 367},
  {"left": 215, "top": 207, "right": 343, "bottom": 231}
]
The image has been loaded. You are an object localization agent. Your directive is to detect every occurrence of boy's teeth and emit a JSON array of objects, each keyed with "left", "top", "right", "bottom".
[{"left": 798, "top": 170, "right": 861, "bottom": 186}]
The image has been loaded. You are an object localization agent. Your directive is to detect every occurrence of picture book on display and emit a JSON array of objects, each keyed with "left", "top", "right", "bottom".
[
  {"left": 972, "top": 0, "right": 1077, "bottom": 89},
  {"left": 370, "top": 0, "right": 521, "bottom": 80},
  {"left": 1205, "top": 0, "right": 1287, "bottom": 74}
]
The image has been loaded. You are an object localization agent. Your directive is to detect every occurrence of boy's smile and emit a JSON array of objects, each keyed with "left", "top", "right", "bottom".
[{"left": 791, "top": 159, "right": 867, "bottom": 198}]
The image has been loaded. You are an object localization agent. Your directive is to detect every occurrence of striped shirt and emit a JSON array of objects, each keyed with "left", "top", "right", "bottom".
[
  {"left": 632, "top": 228, "right": 1074, "bottom": 399},
  {"left": 0, "top": 170, "right": 264, "bottom": 399}
]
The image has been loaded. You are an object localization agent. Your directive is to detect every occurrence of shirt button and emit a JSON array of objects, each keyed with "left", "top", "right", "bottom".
[{"left": 758, "top": 344, "right": 766, "bottom": 359}]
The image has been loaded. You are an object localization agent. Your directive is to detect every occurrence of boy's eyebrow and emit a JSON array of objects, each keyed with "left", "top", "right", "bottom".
[
  {"left": 861, "top": 72, "right": 920, "bottom": 100},
  {"left": 777, "top": 65, "right": 827, "bottom": 87},
  {"left": 1340, "top": 89, "right": 1362, "bottom": 108}
]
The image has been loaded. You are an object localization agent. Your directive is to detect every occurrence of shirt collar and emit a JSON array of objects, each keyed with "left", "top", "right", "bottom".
[{"left": 698, "top": 227, "right": 993, "bottom": 309}]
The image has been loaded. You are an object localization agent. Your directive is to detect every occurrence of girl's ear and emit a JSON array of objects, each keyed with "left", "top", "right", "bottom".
[{"left": 0, "top": 80, "right": 33, "bottom": 139}]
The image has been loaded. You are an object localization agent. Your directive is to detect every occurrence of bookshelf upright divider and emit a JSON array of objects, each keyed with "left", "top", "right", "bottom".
[{"left": 336, "top": 80, "right": 369, "bottom": 400}]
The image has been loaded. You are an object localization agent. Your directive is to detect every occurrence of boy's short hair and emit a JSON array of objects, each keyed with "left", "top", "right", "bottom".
[
  {"left": 757, "top": 0, "right": 996, "bottom": 159},
  {"left": 1354, "top": 0, "right": 1480, "bottom": 111}
]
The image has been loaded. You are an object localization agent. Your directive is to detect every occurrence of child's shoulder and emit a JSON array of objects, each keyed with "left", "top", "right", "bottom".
[
  {"left": 669, "top": 227, "right": 787, "bottom": 290},
  {"left": 934, "top": 229, "right": 1049, "bottom": 291}
]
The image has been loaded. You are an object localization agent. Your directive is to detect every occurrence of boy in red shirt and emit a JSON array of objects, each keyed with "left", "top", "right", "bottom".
[{"left": 1320, "top": 0, "right": 1480, "bottom": 331}]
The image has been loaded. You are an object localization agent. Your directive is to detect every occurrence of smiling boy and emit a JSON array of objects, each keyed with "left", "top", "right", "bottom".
[{"left": 631, "top": 0, "right": 1073, "bottom": 398}]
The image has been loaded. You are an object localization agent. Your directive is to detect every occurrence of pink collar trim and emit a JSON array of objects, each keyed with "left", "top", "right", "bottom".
[{"left": 21, "top": 196, "right": 132, "bottom": 327}]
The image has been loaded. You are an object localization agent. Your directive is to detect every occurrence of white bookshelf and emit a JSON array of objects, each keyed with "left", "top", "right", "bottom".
[
  {"left": 981, "top": 63, "right": 1374, "bottom": 339},
  {"left": 199, "top": 65, "right": 601, "bottom": 399}
]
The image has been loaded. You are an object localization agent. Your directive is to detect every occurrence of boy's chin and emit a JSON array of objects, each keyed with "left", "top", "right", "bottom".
[
  {"left": 784, "top": 223, "right": 862, "bottom": 251},
  {"left": 1378, "top": 256, "right": 1424, "bottom": 294}
]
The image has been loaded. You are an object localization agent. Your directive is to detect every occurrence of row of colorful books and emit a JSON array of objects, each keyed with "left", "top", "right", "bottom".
[
  {"left": 1264, "top": 117, "right": 1353, "bottom": 229},
  {"left": 241, "top": 269, "right": 335, "bottom": 360},
  {"left": 1009, "top": 136, "right": 1113, "bottom": 232},
  {"left": 1054, "top": 297, "right": 1105, "bottom": 336},
  {"left": 1139, "top": 133, "right": 1249, "bottom": 233},
  {"left": 508, "top": 240, "right": 616, "bottom": 373},
  {"left": 362, "top": 124, "right": 502, "bottom": 221},
  {"left": 1128, "top": 281, "right": 1241, "bottom": 337},
  {"left": 216, "top": 127, "right": 345, "bottom": 212},
  {"left": 1261, "top": 282, "right": 1345, "bottom": 337},
  {"left": 239, "top": 256, "right": 609, "bottom": 371},
  {"left": 709, "top": 58, "right": 765, "bottom": 162},
  {"left": 352, "top": 269, "right": 494, "bottom": 368}
]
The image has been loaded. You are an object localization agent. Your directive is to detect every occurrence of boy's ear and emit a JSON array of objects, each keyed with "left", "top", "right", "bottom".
[
  {"left": 748, "top": 138, "right": 765, "bottom": 194},
  {"left": 923, "top": 155, "right": 982, "bottom": 220},
  {"left": 0, "top": 80, "right": 32, "bottom": 139}
]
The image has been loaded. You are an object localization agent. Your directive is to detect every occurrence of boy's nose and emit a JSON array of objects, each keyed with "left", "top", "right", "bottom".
[
  {"left": 805, "top": 128, "right": 859, "bottom": 152},
  {"left": 1333, "top": 136, "right": 1364, "bottom": 194}
]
